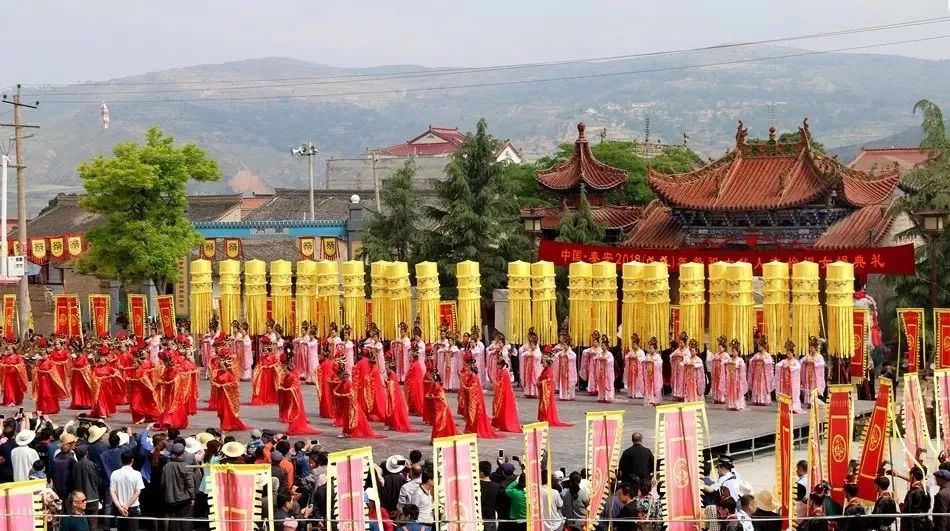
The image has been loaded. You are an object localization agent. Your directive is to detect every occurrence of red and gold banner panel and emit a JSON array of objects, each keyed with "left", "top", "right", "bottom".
[
  {"left": 433, "top": 434, "right": 482, "bottom": 531},
  {"left": 201, "top": 239, "right": 216, "bottom": 260},
  {"left": 776, "top": 394, "right": 794, "bottom": 529},
  {"left": 936, "top": 309, "right": 950, "bottom": 370},
  {"left": 538, "top": 240, "right": 916, "bottom": 275},
  {"left": 1, "top": 295, "right": 15, "bottom": 342},
  {"left": 670, "top": 306, "right": 680, "bottom": 341},
  {"left": 224, "top": 238, "right": 242, "bottom": 259},
  {"left": 207, "top": 464, "right": 271, "bottom": 531},
  {"left": 128, "top": 294, "right": 147, "bottom": 339},
  {"left": 265, "top": 298, "right": 273, "bottom": 323},
  {"left": 0, "top": 479, "right": 46, "bottom": 531},
  {"left": 585, "top": 411, "right": 625, "bottom": 531},
  {"left": 523, "top": 422, "right": 549, "bottom": 531},
  {"left": 655, "top": 402, "right": 707, "bottom": 531},
  {"left": 48, "top": 236, "right": 65, "bottom": 259},
  {"left": 898, "top": 308, "right": 924, "bottom": 374},
  {"left": 28, "top": 238, "right": 46, "bottom": 264},
  {"left": 299, "top": 237, "right": 316, "bottom": 259},
  {"left": 902, "top": 373, "right": 932, "bottom": 469},
  {"left": 54, "top": 294, "right": 82, "bottom": 339},
  {"left": 852, "top": 309, "right": 868, "bottom": 381},
  {"left": 935, "top": 369, "right": 950, "bottom": 453},
  {"left": 156, "top": 295, "right": 176, "bottom": 337},
  {"left": 89, "top": 294, "right": 111, "bottom": 338},
  {"left": 755, "top": 306, "right": 765, "bottom": 336},
  {"left": 322, "top": 237, "right": 338, "bottom": 259},
  {"left": 826, "top": 384, "right": 853, "bottom": 505},
  {"left": 327, "top": 447, "right": 381, "bottom": 531},
  {"left": 856, "top": 378, "right": 892, "bottom": 502},
  {"left": 439, "top": 301, "right": 458, "bottom": 333}
]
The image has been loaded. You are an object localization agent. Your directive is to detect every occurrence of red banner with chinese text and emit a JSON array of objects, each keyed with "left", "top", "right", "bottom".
[
  {"left": 67, "top": 235, "right": 84, "bottom": 258},
  {"left": 299, "top": 237, "right": 316, "bottom": 259},
  {"left": 201, "top": 239, "right": 216, "bottom": 260},
  {"left": 538, "top": 240, "right": 916, "bottom": 275},
  {"left": 826, "top": 384, "right": 853, "bottom": 505},
  {"left": 585, "top": 411, "right": 624, "bottom": 531},
  {"left": 439, "top": 301, "right": 458, "bottom": 332},
  {"left": 433, "top": 434, "right": 481, "bottom": 531},
  {"left": 856, "top": 378, "right": 892, "bottom": 502},
  {"left": 53, "top": 295, "right": 81, "bottom": 339},
  {"left": 89, "top": 294, "right": 110, "bottom": 338},
  {"left": 156, "top": 295, "right": 176, "bottom": 337},
  {"left": 755, "top": 306, "right": 765, "bottom": 336},
  {"left": 898, "top": 308, "right": 924, "bottom": 374},
  {"left": 523, "top": 422, "right": 549, "bottom": 531},
  {"left": 48, "top": 236, "right": 65, "bottom": 260},
  {"left": 1, "top": 295, "right": 15, "bottom": 342},
  {"left": 807, "top": 390, "right": 823, "bottom": 493},
  {"left": 935, "top": 370, "right": 950, "bottom": 453},
  {"left": 776, "top": 394, "right": 794, "bottom": 529},
  {"left": 128, "top": 294, "right": 147, "bottom": 339},
  {"left": 656, "top": 402, "right": 706, "bottom": 531},
  {"left": 208, "top": 464, "right": 270, "bottom": 531},
  {"left": 936, "top": 309, "right": 950, "bottom": 369},
  {"left": 852, "top": 309, "right": 868, "bottom": 381},
  {"left": 670, "top": 306, "right": 680, "bottom": 340},
  {"left": 327, "top": 447, "right": 381, "bottom": 531},
  {"left": 0, "top": 479, "right": 46, "bottom": 531}
]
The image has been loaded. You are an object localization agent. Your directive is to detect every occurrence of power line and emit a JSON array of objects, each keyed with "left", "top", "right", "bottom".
[
  {"left": 21, "top": 15, "right": 950, "bottom": 95},
  {"left": 34, "top": 34, "right": 950, "bottom": 105}
]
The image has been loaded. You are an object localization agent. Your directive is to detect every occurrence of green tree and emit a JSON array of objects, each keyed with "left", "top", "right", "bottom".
[
  {"left": 555, "top": 184, "right": 604, "bottom": 244},
  {"left": 423, "top": 118, "right": 531, "bottom": 306},
  {"left": 777, "top": 131, "right": 826, "bottom": 153},
  {"left": 76, "top": 127, "right": 221, "bottom": 293},
  {"left": 500, "top": 162, "right": 545, "bottom": 207},
  {"left": 361, "top": 160, "right": 422, "bottom": 263}
]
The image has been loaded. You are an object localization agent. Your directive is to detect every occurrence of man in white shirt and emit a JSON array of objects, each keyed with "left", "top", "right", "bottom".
[
  {"left": 11, "top": 429, "right": 39, "bottom": 482},
  {"left": 541, "top": 475, "right": 564, "bottom": 531},
  {"left": 110, "top": 451, "right": 145, "bottom": 531},
  {"left": 404, "top": 471, "right": 435, "bottom": 525}
]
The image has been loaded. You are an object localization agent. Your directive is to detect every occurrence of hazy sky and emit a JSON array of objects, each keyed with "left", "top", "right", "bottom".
[{"left": 7, "top": 0, "right": 950, "bottom": 88}]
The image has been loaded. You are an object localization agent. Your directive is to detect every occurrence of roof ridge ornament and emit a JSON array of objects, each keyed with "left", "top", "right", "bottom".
[
  {"left": 577, "top": 122, "right": 587, "bottom": 141},
  {"left": 735, "top": 120, "right": 748, "bottom": 146},
  {"left": 798, "top": 118, "right": 811, "bottom": 151}
]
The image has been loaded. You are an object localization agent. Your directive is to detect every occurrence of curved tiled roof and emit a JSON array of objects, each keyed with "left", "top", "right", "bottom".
[
  {"left": 620, "top": 200, "right": 684, "bottom": 249},
  {"left": 536, "top": 123, "right": 627, "bottom": 191},
  {"left": 839, "top": 171, "right": 902, "bottom": 207},
  {"left": 519, "top": 204, "right": 641, "bottom": 230},
  {"left": 814, "top": 200, "right": 895, "bottom": 249}
]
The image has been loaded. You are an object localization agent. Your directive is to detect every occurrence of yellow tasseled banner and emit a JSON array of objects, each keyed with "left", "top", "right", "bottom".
[
  {"left": 621, "top": 262, "right": 644, "bottom": 351},
  {"left": 370, "top": 261, "right": 391, "bottom": 337},
  {"left": 568, "top": 262, "right": 593, "bottom": 345},
  {"left": 726, "top": 262, "right": 754, "bottom": 352},
  {"left": 295, "top": 260, "right": 317, "bottom": 333},
  {"left": 708, "top": 261, "right": 730, "bottom": 344},
  {"left": 791, "top": 261, "right": 820, "bottom": 353},
  {"left": 762, "top": 261, "right": 791, "bottom": 350},
  {"left": 457, "top": 261, "right": 482, "bottom": 334},
  {"left": 416, "top": 262, "right": 441, "bottom": 343},
  {"left": 388, "top": 262, "right": 411, "bottom": 339},
  {"left": 507, "top": 261, "right": 532, "bottom": 344},
  {"left": 643, "top": 262, "right": 670, "bottom": 346},
  {"left": 269, "top": 260, "right": 293, "bottom": 333},
  {"left": 218, "top": 259, "right": 242, "bottom": 328},
  {"left": 825, "top": 262, "right": 854, "bottom": 358},
  {"left": 531, "top": 261, "right": 558, "bottom": 344},
  {"left": 315, "top": 260, "right": 340, "bottom": 333},
  {"left": 342, "top": 260, "right": 366, "bottom": 339},
  {"left": 678, "top": 262, "right": 705, "bottom": 342},
  {"left": 189, "top": 259, "right": 213, "bottom": 335},
  {"left": 591, "top": 262, "right": 618, "bottom": 345},
  {"left": 244, "top": 259, "right": 267, "bottom": 335}
]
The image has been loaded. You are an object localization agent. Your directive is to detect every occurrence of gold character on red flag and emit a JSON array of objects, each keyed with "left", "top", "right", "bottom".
[
  {"left": 30, "top": 238, "right": 47, "bottom": 262},
  {"left": 201, "top": 239, "right": 216, "bottom": 260},
  {"left": 224, "top": 238, "right": 241, "bottom": 259},
  {"left": 321, "top": 237, "right": 337, "bottom": 259}
]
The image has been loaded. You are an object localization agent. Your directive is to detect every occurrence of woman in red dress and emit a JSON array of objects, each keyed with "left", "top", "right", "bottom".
[
  {"left": 127, "top": 352, "right": 162, "bottom": 423},
  {"left": 115, "top": 343, "right": 136, "bottom": 403},
  {"left": 492, "top": 359, "right": 522, "bottom": 433},
  {"left": 69, "top": 348, "right": 95, "bottom": 409},
  {"left": 458, "top": 359, "right": 500, "bottom": 439},
  {"left": 90, "top": 356, "right": 120, "bottom": 418},
  {"left": 250, "top": 345, "right": 282, "bottom": 406},
  {"left": 0, "top": 346, "right": 27, "bottom": 407},
  {"left": 158, "top": 357, "right": 192, "bottom": 429},
  {"left": 333, "top": 368, "right": 381, "bottom": 439},
  {"left": 48, "top": 339, "right": 72, "bottom": 399},
  {"left": 421, "top": 358, "right": 437, "bottom": 426},
  {"left": 318, "top": 347, "right": 338, "bottom": 420},
  {"left": 277, "top": 362, "right": 320, "bottom": 435},
  {"left": 33, "top": 353, "right": 67, "bottom": 414},
  {"left": 537, "top": 355, "right": 572, "bottom": 428},
  {"left": 384, "top": 360, "right": 417, "bottom": 433},
  {"left": 211, "top": 359, "right": 251, "bottom": 431},
  {"left": 403, "top": 349, "right": 426, "bottom": 417},
  {"left": 427, "top": 374, "right": 458, "bottom": 443}
]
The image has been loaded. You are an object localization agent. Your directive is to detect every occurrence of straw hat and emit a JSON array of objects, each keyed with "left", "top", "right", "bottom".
[
  {"left": 755, "top": 490, "right": 778, "bottom": 512},
  {"left": 87, "top": 425, "right": 108, "bottom": 444},
  {"left": 15, "top": 430, "right": 35, "bottom": 446},
  {"left": 184, "top": 437, "right": 203, "bottom": 455},
  {"left": 222, "top": 441, "right": 246, "bottom": 458},
  {"left": 195, "top": 432, "right": 216, "bottom": 448}
]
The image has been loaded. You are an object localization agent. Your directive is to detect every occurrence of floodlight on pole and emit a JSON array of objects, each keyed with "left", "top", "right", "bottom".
[{"left": 292, "top": 141, "right": 319, "bottom": 220}]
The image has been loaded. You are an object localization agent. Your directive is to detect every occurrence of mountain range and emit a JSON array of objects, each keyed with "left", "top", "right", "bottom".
[{"left": 16, "top": 44, "right": 949, "bottom": 214}]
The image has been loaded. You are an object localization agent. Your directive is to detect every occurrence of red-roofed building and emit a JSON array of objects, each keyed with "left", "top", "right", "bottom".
[
  {"left": 370, "top": 125, "right": 523, "bottom": 163},
  {"left": 848, "top": 146, "right": 929, "bottom": 175}
]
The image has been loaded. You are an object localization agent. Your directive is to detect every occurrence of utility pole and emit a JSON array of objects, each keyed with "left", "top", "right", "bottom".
[
  {"left": 371, "top": 154, "right": 381, "bottom": 209},
  {"left": 2, "top": 85, "right": 39, "bottom": 338},
  {"left": 292, "top": 142, "right": 318, "bottom": 220}
]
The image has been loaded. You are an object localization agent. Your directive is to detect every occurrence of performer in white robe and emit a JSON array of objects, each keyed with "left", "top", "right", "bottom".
[
  {"left": 624, "top": 333, "right": 645, "bottom": 399},
  {"left": 520, "top": 330, "right": 542, "bottom": 398},
  {"left": 801, "top": 336, "right": 826, "bottom": 408},
  {"left": 642, "top": 337, "right": 664, "bottom": 406},
  {"left": 775, "top": 340, "right": 804, "bottom": 413}
]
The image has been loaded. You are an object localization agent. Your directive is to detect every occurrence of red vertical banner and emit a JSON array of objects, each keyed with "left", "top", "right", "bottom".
[
  {"left": 655, "top": 402, "right": 707, "bottom": 531},
  {"left": 935, "top": 309, "right": 950, "bottom": 369},
  {"left": 55, "top": 294, "right": 82, "bottom": 339},
  {"left": 775, "top": 394, "right": 794, "bottom": 529},
  {"left": 433, "top": 434, "right": 482, "bottom": 531},
  {"left": 89, "top": 294, "right": 111, "bottom": 338},
  {"left": 902, "top": 373, "right": 933, "bottom": 469},
  {"left": 807, "top": 390, "right": 824, "bottom": 491},
  {"left": 266, "top": 298, "right": 273, "bottom": 323},
  {"left": 0, "top": 479, "right": 46, "bottom": 531},
  {"left": 754, "top": 305, "right": 765, "bottom": 336},
  {"left": 826, "top": 384, "right": 853, "bottom": 505},
  {"left": 207, "top": 464, "right": 271, "bottom": 531},
  {"left": 156, "top": 295, "right": 176, "bottom": 337},
  {"left": 224, "top": 238, "right": 242, "bottom": 259},
  {"left": 898, "top": 308, "right": 924, "bottom": 374},
  {"left": 128, "top": 294, "right": 147, "bottom": 339},
  {"left": 523, "top": 422, "right": 549, "bottom": 531},
  {"left": 935, "top": 369, "right": 950, "bottom": 452},
  {"left": 327, "top": 447, "right": 381, "bottom": 531},
  {"left": 439, "top": 301, "right": 458, "bottom": 332},
  {"left": 670, "top": 305, "right": 680, "bottom": 340},
  {"left": 852, "top": 309, "right": 868, "bottom": 381},
  {"left": 856, "top": 378, "right": 893, "bottom": 502},
  {"left": 1, "top": 295, "right": 16, "bottom": 342},
  {"left": 584, "top": 411, "right": 625, "bottom": 531}
]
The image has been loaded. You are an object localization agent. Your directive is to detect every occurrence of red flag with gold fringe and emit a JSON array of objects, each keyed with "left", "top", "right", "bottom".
[
  {"left": 584, "top": 411, "right": 625, "bottom": 531},
  {"left": 48, "top": 236, "right": 65, "bottom": 261},
  {"left": 207, "top": 464, "right": 272, "bottom": 531},
  {"left": 299, "top": 237, "right": 316, "bottom": 259},
  {"left": 89, "top": 294, "right": 111, "bottom": 338},
  {"left": 522, "top": 422, "right": 549, "bottom": 531},
  {"left": 156, "top": 295, "right": 176, "bottom": 337},
  {"left": 1, "top": 295, "right": 15, "bottom": 342},
  {"left": 852, "top": 309, "right": 868, "bottom": 381},
  {"left": 826, "top": 384, "right": 853, "bottom": 505},
  {"left": 898, "top": 308, "right": 924, "bottom": 374},
  {"left": 128, "top": 294, "right": 147, "bottom": 339},
  {"left": 935, "top": 369, "right": 950, "bottom": 452},
  {"left": 201, "top": 239, "right": 216, "bottom": 260},
  {"left": 53, "top": 295, "right": 82, "bottom": 339},
  {"left": 755, "top": 305, "right": 765, "bottom": 336},
  {"left": 224, "top": 238, "right": 242, "bottom": 259},
  {"left": 433, "top": 434, "right": 482, "bottom": 531},
  {"left": 856, "top": 378, "right": 892, "bottom": 502},
  {"left": 936, "top": 309, "right": 950, "bottom": 369},
  {"left": 776, "top": 394, "right": 794, "bottom": 529},
  {"left": 655, "top": 401, "right": 707, "bottom": 531}
]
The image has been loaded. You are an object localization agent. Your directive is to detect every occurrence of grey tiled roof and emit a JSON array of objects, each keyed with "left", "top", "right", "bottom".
[
  {"left": 244, "top": 189, "right": 378, "bottom": 221},
  {"left": 324, "top": 156, "right": 449, "bottom": 191}
]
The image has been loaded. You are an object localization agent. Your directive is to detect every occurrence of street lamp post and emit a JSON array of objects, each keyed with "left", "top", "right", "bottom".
[
  {"left": 914, "top": 209, "right": 948, "bottom": 375},
  {"left": 292, "top": 142, "right": 319, "bottom": 220}
]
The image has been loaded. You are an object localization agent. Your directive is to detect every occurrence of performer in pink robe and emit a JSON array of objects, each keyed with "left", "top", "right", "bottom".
[
  {"left": 443, "top": 333, "right": 461, "bottom": 392},
  {"left": 553, "top": 331, "right": 577, "bottom": 400},
  {"left": 624, "top": 333, "right": 645, "bottom": 399},
  {"left": 200, "top": 322, "right": 217, "bottom": 380},
  {"left": 241, "top": 323, "right": 253, "bottom": 381},
  {"left": 293, "top": 322, "right": 311, "bottom": 379},
  {"left": 520, "top": 330, "right": 542, "bottom": 398},
  {"left": 670, "top": 332, "right": 688, "bottom": 400},
  {"left": 579, "top": 331, "right": 601, "bottom": 388},
  {"left": 471, "top": 326, "right": 486, "bottom": 386},
  {"left": 682, "top": 339, "right": 706, "bottom": 402},
  {"left": 392, "top": 322, "right": 411, "bottom": 383},
  {"left": 710, "top": 336, "right": 730, "bottom": 404},
  {"left": 747, "top": 336, "right": 775, "bottom": 406},
  {"left": 364, "top": 324, "right": 386, "bottom": 380},
  {"left": 724, "top": 340, "right": 747, "bottom": 411},
  {"left": 589, "top": 338, "right": 615, "bottom": 403},
  {"left": 485, "top": 331, "right": 510, "bottom": 388},
  {"left": 642, "top": 337, "right": 664, "bottom": 406},
  {"left": 305, "top": 326, "right": 320, "bottom": 384},
  {"left": 341, "top": 326, "right": 355, "bottom": 376},
  {"left": 801, "top": 336, "right": 826, "bottom": 408},
  {"left": 775, "top": 339, "right": 804, "bottom": 413},
  {"left": 147, "top": 327, "right": 162, "bottom": 365}
]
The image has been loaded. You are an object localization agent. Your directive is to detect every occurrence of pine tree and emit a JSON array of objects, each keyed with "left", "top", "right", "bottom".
[
  {"left": 555, "top": 184, "right": 605, "bottom": 244},
  {"left": 423, "top": 118, "right": 530, "bottom": 303},
  {"left": 361, "top": 160, "right": 422, "bottom": 263}
]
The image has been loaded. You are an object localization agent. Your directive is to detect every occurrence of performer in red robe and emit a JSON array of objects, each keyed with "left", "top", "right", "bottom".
[
  {"left": 403, "top": 350, "right": 426, "bottom": 417},
  {"left": 277, "top": 362, "right": 320, "bottom": 435},
  {"left": 333, "top": 368, "right": 381, "bottom": 439},
  {"left": 421, "top": 359, "right": 437, "bottom": 426},
  {"left": 48, "top": 339, "right": 72, "bottom": 399},
  {"left": 69, "top": 350, "right": 95, "bottom": 409},
  {"left": 211, "top": 359, "right": 251, "bottom": 431},
  {"left": 250, "top": 345, "right": 282, "bottom": 406},
  {"left": 127, "top": 353, "right": 162, "bottom": 423},
  {"left": 0, "top": 346, "right": 27, "bottom": 407},
  {"left": 537, "top": 355, "right": 572, "bottom": 428},
  {"left": 492, "top": 359, "right": 522, "bottom": 433},
  {"left": 459, "top": 358, "right": 500, "bottom": 439},
  {"left": 158, "top": 358, "right": 192, "bottom": 429},
  {"left": 384, "top": 362, "right": 417, "bottom": 433},
  {"left": 33, "top": 353, "right": 67, "bottom": 414},
  {"left": 115, "top": 343, "right": 136, "bottom": 403},
  {"left": 428, "top": 374, "right": 458, "bottom": 443},
  {"left": 90, "top": 357, "right": 120, "bottom": 418},
  {"left": 318, "top": 348, "right": 338, "bottom": 420}
]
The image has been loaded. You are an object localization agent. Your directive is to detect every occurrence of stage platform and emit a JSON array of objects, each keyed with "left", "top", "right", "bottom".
[{"left": 25, "top": 380, "right": 874, "bottom": 470}]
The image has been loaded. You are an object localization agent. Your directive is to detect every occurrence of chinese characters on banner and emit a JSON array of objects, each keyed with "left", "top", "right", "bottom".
[
  {"left": 207, "top": 464, "right": 272, "bottom": 531},
  {"left": 201, "top": 239, "right": 216, "bottom": 260},
  {"left": 20, "top": 234, "right": 87, "bottom": 263},
  {"left": 299, "top": 237, "right": 316, "bottom": 259},
  {"left": 53, "top": 294, "right": 82, "bottom": 339},
  {"left": 852, "top": 309, "right": 868, "bottom": 382},
  {"left": 670, "top": 306, "right": 680, "bottom": 341},
  {"left": 537, "top": 240, "right": 916, "bottom": 275},
  {"left": 439, "top": 301, "right": 458, "bottom": 332},
  {"left": 128, "top": 294, "right": 148, "bottom": 339},
  {"left": 1, "top": 295, "right": 15, "bottom": 342},
  {"left": 856, "top": 378, "right": 892, "bottom": 502},
  {"left": 655, "top": 402, "right": 707, "bottom": 531},
  {"left": 897, "top": 308, "right": 925, "bottom": 375},
  {"left": 584, "top": 411, "right": 625, "bottom": 531},
  {"left": 936, "top": 309, "right": 950, "bottom": 369},
  {"left": 156, "top": 295, "right": 176, "bottom": 337},
  {"left": 432, "top": 434, "right": 482, "bottom": 531},
  {"left": 224, "top": 238, "right": 242, "bottom": 259},
  {"left": 826, "top": 384, "right": 853, "bottom": 505},
  {"left": 89, "top": 294, "right": 111, "bottom": 338}
]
